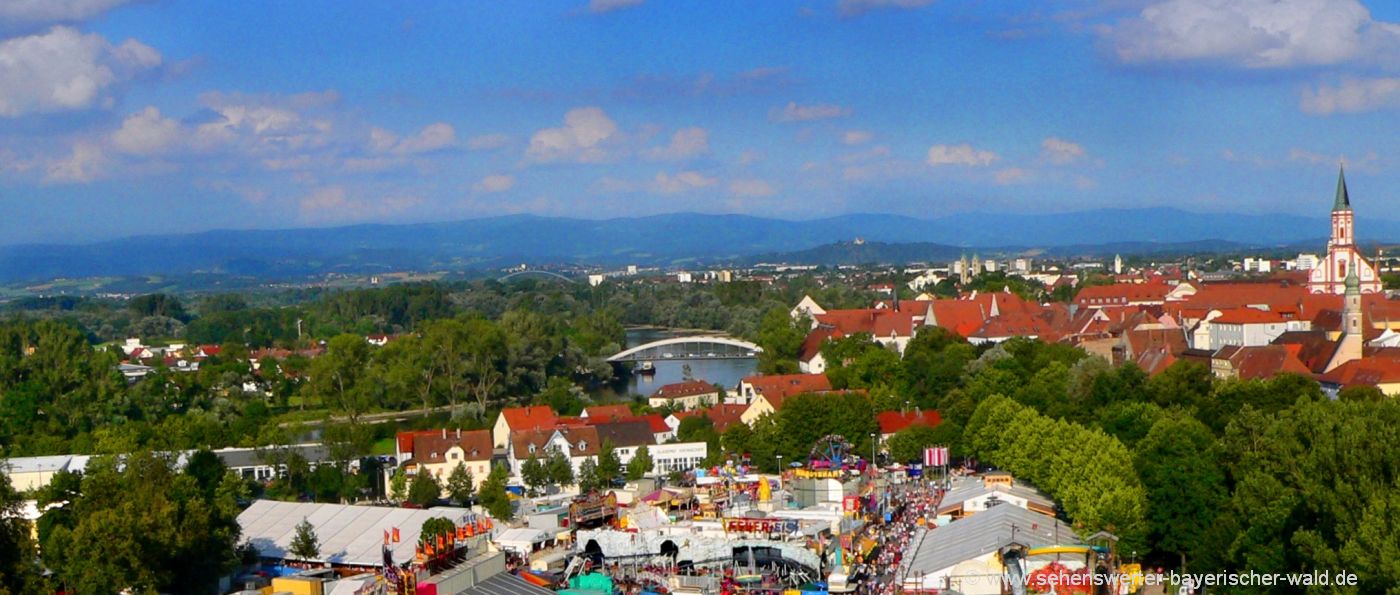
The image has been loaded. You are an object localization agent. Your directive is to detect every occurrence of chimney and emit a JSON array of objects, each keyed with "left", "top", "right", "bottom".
[
  {"left": 457, "top": 428, "right": 461, "bottom": 439},
  {"left": 442, "top": 428, "right": 447, "bottom": 439}
]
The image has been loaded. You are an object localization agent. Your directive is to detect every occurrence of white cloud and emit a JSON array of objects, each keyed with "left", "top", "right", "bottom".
[
  {"left": 589, "top": 0, "right": 644, "bottom": 13},
  {"left": 299, "top": 186, "right": 422, "bottom": 223},
  {"left": 1301, "top": 77, "right": 1400, "bottom": 114},
  {"left": 926, "top": 143, "right": 999, "bottom": 167},
  {"left": 467, "top": 133, "right": 510, "bottom": 150},
  {"left": 642, "top": 127, "right": 710, "bottom": 161},
  {"left": 474, "top": 174, "right": 516, "bottom": 194},
  {"left": 526, "top": 106, "right": 620, "bottom": 163},
  {"left": 1040, "top": 137, "right": 1086, "bottom": 164},
  {"left": 652, "top": 170, "right": 717, "bottom": 194},
  {"left": 842, "top": 130, "right": 874, "bottom": 145},
  {"left": 191, "top": 93, "right": 336, "bottom": 156},
  {"left": 45, "top": 140, "right": 105, "bottom": 183},
  {"left": 0, "top": 26, "right": 161, "bottom": 117},
  {"left": 994, "top": 167, "right": 1030, "bottom": 185},
  {"left": 729, "top": 179, "right": 775, "bottom": 197},
  {"left": 1100, "top": 0, "right": 1400, "bottom": 68},
  {"left": 0, "top": 0, "right": 137, "bottom": 28},
  {"left": 396, "top": 122, "right": 455, "bottom": 154},
  {"left": 769, "top": 101, "right": 851, "bottom": 122},
  {"left": 837, "top": 0, "right": 935, "bottom": 17},
  {"left": 110, "top": 106, "right": 179, "bottom": 155}
]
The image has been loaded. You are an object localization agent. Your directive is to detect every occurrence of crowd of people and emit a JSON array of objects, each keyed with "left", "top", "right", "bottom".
[{"left": 855, "top": 481, "right": 944, "bottom": 595}]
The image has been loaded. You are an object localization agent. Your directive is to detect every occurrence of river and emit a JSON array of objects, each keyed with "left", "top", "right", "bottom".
[{"left": 594, "top": 327, "right": 758, "bottom": 401}]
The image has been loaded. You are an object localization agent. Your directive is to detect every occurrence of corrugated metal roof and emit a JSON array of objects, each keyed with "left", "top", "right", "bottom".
[
  {"left": 463, "top": 573, "right": 555, "bottom": 595},
  {"left": 904, "top": 504, "right": 1078, "bottom": 578}
]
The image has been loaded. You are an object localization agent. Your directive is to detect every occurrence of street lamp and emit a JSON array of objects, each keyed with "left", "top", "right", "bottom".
[{"left": 870, "top": 432, "right": 878, "bottom": 471}]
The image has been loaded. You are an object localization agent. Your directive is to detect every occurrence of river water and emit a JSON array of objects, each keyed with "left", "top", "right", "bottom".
[{"left": 599, "top": 328, "right": 758, "bottom": 400}]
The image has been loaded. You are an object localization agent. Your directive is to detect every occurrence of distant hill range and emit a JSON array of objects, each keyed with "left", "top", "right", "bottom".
[{"left": 0, "top": 207, "right": 1391, "bottom": 282}]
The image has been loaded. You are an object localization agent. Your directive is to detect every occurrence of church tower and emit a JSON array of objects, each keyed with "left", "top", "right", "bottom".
[
  {"left": 1325, "top": 270, "right": 1365, "bottom": 372},
  {"left": 1309, "top": 166, "right": 1382, "bottom": 294}
]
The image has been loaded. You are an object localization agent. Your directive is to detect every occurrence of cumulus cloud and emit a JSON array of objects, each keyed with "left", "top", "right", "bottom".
[
  {"left": 45, "top": 140, "right": 105, "bottom": 183},
  {"left": 467, "top": 133, "right": 511, "bottom": 150},
  {"left": 589, "top": 0, "right": 644, "bottom": 13},
  {"left": 110, "top": 106, "right": 179, "bottom": 155},
  {"left": 191, "top": 92, "right": 335, "bottom": 155},
  {"left": 370, "top": 122, "right": 456, "bottom": 155},
  {"left": 842, "top": 130, "right": 874, "bottom": 145},
  {"left": 1301, "top": 77, "right": 1400, "bottom": 114},
  {"left": 652, "top": 170, "right": 717, "bottom": 194},
  {"left": 1040, "top": 137, "right": 1086, "bottom": 164},
  {"left": 0, "top": 26, "right": 161, "bottom": 117},
  {"left": 994, "top": 167, "right": 1030, "bottom": 185},
  {"left": 1100, "top": 0, "right": 1400, "bottom": 68},
  {"left": 926, "top": 143, "right": 999, "bottom": 167},
  {"left": 0, "top": 0, "right": 137, "bottom": 29},
  {"left": 299, "top": 186, "right": 422, "bottom": 223},
  {"left": 769, "top": 101, "right": 851, "bottom": 122},
  {"left": 526, "top": 107, "right": 620, "bottom": 163},
  {"left": 729, "top": 179, "right": 775, "bottom": 197},
  {"left": 837, "top": 0, "right": 935, "bottom": 17},
  {"left": 473, "top": 174, "right": 516, "bottom": 194},
  {"left": 642, "top": 127, "right": 709, "bottom": 161}
]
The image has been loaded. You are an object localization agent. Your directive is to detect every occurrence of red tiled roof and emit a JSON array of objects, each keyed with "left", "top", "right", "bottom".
[
  {"left": 1211, "top": 308, "right": 1287, "bottom": 325},
  {"left": 652, "top": 380, "right": 719, "bottom": 400},
  {"left": 815, "top": 309, "right": 919, "bottom": 338},
  {"left": 499, "top": 406, "right": 558, "bottom": 432},
  {"left": 674, "top": 404, "right": 748, "bottom": 432},
  {"left": 742, "top": 373, "right": 832, "bottom": 401},
  {"left": 582, "top": 404, "right": 632, "bottom": 421},
  {"left": 1074, "top": 282, "right": 1173, "bottom": 307},
  {"left": 877, "top": 410, "right": 942, "bottom": 434},
  {"left": 1317, "top": 356, "right": 1400, "bottom": 388},
  {"left": 408, "top": 429, "right": 493, "bottom": 464},
  {"left": 798, "top": 326, "right": 844, "bottom": 363},
  {"left": 1221, "top": 345, "right": 1312, "bottom": 380},
  {"left": 927, "top": 300, "right": 987, "bottom": 337}
]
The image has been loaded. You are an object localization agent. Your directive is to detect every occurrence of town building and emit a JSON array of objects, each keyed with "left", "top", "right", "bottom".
[
  {"left": 1309, "top": 167, "right": 1383, "bottom": 294},
  {"left": 647, "top": 380, "right": 721, "bottom": 411}
]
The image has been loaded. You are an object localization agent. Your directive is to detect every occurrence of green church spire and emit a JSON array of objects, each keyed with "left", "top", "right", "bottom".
[{"left": 1334, "top": 164, "right": 1351, "bottom": 212}]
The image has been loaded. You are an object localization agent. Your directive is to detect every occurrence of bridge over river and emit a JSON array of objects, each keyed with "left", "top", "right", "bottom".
[{"left": 606, "top": 335, "right": 762, "bottom": 363}]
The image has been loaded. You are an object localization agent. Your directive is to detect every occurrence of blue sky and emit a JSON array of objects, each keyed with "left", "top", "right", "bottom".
[{"left": 4, "top": 0, "right": 1400, "bottom": 244}]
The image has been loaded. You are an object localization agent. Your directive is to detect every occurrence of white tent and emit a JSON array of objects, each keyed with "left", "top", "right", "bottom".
[
  {"left": 493, "top": 528, "right": 551, "bottom": 555},
  {"left": 237, "top": 500, "right": 480, "bottom": 567}
]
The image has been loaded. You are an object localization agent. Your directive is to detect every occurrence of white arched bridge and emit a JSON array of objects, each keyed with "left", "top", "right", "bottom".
[
  {"left": 606, "top": 336, "right": 763, "bottom": 362},
  {"left": 497, "top": 269, "right": 578, "bottom": 283}
]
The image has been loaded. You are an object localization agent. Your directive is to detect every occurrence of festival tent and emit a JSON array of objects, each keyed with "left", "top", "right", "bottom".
[{"left": 237, "top": 499, "right": 479, "bottom": 567}]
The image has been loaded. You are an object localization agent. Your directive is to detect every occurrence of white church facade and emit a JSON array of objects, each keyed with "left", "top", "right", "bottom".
[{"left": 1309, "top": 167, "right": 1383, "bottom": 295}]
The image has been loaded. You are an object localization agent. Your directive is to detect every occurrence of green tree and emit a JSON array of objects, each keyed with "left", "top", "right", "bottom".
[
  {"left": 389, "top": 468, "right": 408, "bottom": 502},
  {"left": 0, "top": 472, "right": 46, "bottom": 594},
  {"left": 886, "top": 424, "right": 940, "bottom": 464},
  {"left": 521, "top": 456, "right": 549, "bottom": 495},
  {"left": 755, "top": 307, "right": 806, "bottom": 374},
  {"left": 289, "top": 517, "right": 321, "bottom": 563},
  {"left": 41, "top": 452, "right": 243, "bottom": 593},
  {"left": 419, "top": 517, "right": 455, "bottom": 545},
  {"left": 546, "top": 449, "right": 574, "bottom": 487},
  {"left": 577, "top": 458, "right": 600, "bottom": 493},
  {"left": 408, "top": 472, "right": 441, "bottom": 507},
  {"left": 1134, "top": 412, "right": 1225, "bottom": 568},
  {"left": 627, "top": 444, "right": 654, "bottom": 481},
  {"left": 447, "top": 463, "right": 475, "bottom": 504},
  {"left": 477, "top": 464, "right": 513, "bottom": 520},
  {"left": 596, "top": 439, "right": 623, "bottom": 487},
  {"left": 306, "top": 334, "right": 375, "bottom": 421}
]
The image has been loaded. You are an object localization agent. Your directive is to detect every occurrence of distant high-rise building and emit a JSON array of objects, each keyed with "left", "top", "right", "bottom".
[
  {"left": 1113, "top": 254, "right": 1123, "bottom": 275},
  {"left": 1309, "top": 166, "right": 1382, "bottom": 294}
]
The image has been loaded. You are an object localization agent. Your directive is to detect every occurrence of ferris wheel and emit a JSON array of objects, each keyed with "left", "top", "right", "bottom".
[{"left": 809, "top": 435, "right": 853, "bottom": 469}]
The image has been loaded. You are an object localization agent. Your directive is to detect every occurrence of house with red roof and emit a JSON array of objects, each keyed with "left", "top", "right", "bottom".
[
  {"left": 666, "top": 404, "right": 748, "bottom": 434},
  {"left": 581, "top": 404, "right": 633, "bottom": 422},
  {"left": 647, "top": 380, "right": 721, "bottom": 411},
  {"left": 1073, "top": 282, "right": 1174, "bottom": 309},
  {"left": 1205, "top": 307, "right": 1310, "bottom": 350},
  {"left": 1211, "top": 345, "right": 1312, "bottom": 380},
  {"left": 876, "top": 409, "right": 942, "bottom": 441},
  {"left": 399, "top": 428, "right": 494, "bottom": 492},
  {"left": 492, "top": 405, "right": 558, "bottom": 449},
  {"left": 797, "top": 326, "right": 844, "bottom": 374},
  {"left": 812, "top": 308, "right": 920, "bottom": 354},
  {"left": 737, "top": 373, "right": 832, "bottom": 405},
  {"left": 1317, "top": 356, "right": 1400, "bottom": 396}
]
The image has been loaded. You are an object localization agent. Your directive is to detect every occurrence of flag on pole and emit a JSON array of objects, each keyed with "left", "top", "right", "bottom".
[
  {"left": 923, "top": 446, "right": 948, "bottom": 467},
  {"left": 383, "top": 529, "right": 390, "bottom": 545},
  {"left": 392, "top": 527, "right": 400, "bottom": 543}
]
